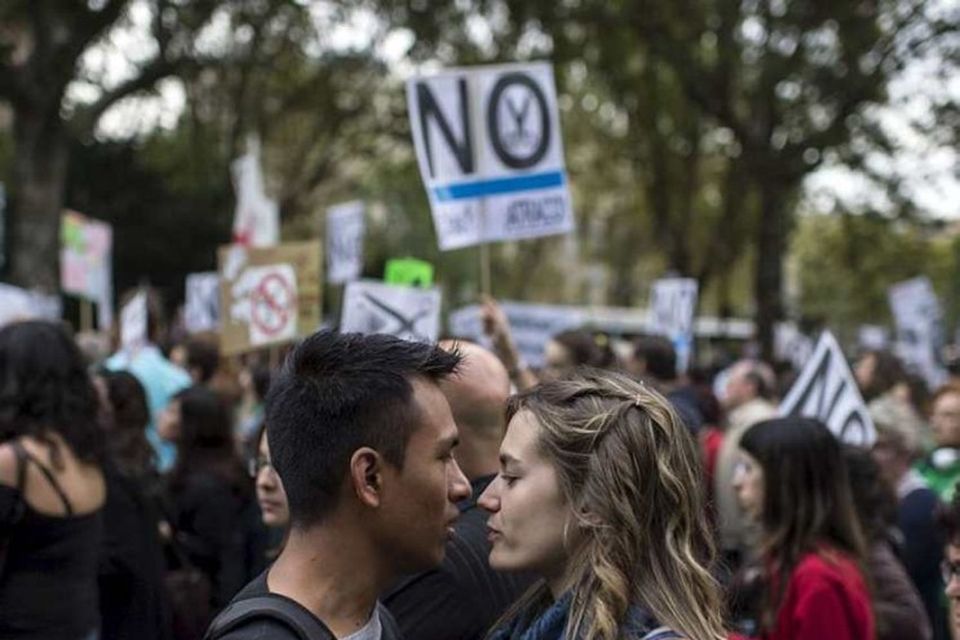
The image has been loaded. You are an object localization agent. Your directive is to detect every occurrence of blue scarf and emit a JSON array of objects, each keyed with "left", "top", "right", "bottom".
[{"left": 488, "top": 593, "right": 671, "bottom": 640}]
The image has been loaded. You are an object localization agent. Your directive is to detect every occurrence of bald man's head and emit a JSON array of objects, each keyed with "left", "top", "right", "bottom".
[{"left": 438, "top": 340, "right": 511, "bottom": 454}]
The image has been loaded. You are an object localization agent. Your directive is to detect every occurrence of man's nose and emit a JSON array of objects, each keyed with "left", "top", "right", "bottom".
[{"left": 449, "top": 459, "right": 471, "bottom": 501}]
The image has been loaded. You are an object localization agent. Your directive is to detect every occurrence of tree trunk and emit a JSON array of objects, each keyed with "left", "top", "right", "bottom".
[
  {"left": 9, "top": 106, "right": 68, "bottom": 292},
  {"left": 754, "top": 180, "right": 787, "bottom": 362}
]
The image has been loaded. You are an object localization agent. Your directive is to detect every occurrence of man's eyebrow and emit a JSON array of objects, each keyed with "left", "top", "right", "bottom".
[{"left": 437, "top": 434, "right": 459, "bottom": 451}]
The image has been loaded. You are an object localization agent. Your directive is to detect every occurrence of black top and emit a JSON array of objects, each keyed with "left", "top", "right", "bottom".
[
  {"left": 212, "top": 570, "right": 402, "bottom": 640},
  {"left": 383, "top": 475, "right": 536, "bottom": 640},
  {"left": 0, "top": 442, "right": 103, "bottom": 640},
  {"left": 166, "top": 469, "right": 260, "bottom": 610},
  {"left": 99, "top": 462, "right": 173, "bottom": 640}
]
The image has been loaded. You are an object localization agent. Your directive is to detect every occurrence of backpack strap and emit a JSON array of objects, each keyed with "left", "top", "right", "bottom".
[{"left": 204, "top": 595, "right": 332, "bottom": 640}]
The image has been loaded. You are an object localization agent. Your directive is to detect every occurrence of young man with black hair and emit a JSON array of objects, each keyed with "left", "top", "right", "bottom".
[
  {"left": 205, "top": 331, "right": 472, "bottom": 640},
  {"left": 383, "top": 341, "right": 534, "bottom": 639}
]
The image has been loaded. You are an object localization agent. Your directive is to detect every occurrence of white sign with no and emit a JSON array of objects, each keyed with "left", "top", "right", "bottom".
[
  {"left": 779, "top": 331, "right": 876, "bottom": 446},
  {"left": 407, "top": 62, "right": 574, "bottom": 250}
]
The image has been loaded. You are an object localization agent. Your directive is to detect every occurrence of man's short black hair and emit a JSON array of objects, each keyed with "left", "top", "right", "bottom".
[
  {"left": 266, "top": 331, "right": 461, "bottom": 528},
  {"left": 633, "top": 335, "right": 677, "bottom": 382}
]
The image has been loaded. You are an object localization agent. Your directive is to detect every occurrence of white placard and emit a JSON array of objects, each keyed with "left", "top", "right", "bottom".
[
  {"left": 231, "top": 138, "right": 279, "bottom": 248},
  {"left": 341, "top": 280, "right": 441, "bottom": 343},
  {"left": 242, "top": 264, "right": 298, "bottom": 346},
  {"left": 407, "top": 62, "right": 574, "bottom": 250},
  {"left": 326, "top": 201, "right": 365, "bottom": 284},
  {"left": 448, "top": 301, "right": 585, "bottom": 368},
  {"left": 888, "top": 276, "right": 947, "bottom": 389},
  {"left": 184, "top": 272, "right": 220, "bottom": 334},
  {"left": 120, "top": 290, "right": 148, "bottom": 352},
  {"left": 649, "top": 278, "right": 698, "bottom": 373},
  {"left": 0, "top": 285, "right": 61, "bottom": 328},
  {"left": 779, "top": 331, "right": 876, "bottom": 446},
  {"left": 775, "top": 322, "right": 815, "bottom": 370}
]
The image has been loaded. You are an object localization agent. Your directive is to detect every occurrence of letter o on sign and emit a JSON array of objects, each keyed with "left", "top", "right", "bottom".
[{"left": 487, "top": 73, "right": 551, "bottom": 170}]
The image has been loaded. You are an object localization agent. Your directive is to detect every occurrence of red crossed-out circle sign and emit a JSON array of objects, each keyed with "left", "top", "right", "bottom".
[{"left": 251, "top": 272, "right": 295, "bottom": 337}]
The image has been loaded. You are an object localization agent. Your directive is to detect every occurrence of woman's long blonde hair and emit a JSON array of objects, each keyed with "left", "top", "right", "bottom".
[{"left": 495, "top": 368, "right": 726, "bottom": 640}]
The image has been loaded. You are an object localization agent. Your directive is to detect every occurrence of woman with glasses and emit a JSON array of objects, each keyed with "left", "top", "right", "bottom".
[
  {"left": 730, "top": 417, "right": 874, "bottom": 640},
  {"left": 248, "top": 423, "right": 289, "bottom": 565}
]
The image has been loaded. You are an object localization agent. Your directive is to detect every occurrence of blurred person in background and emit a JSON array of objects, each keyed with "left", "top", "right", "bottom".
[
  {"left": 936, "top": 487, "right": 960, "bottom": 639},
  {"left": 714, "top": 359, "right": 777, "bottom": 566},
  {"left": 105, "top": 288, "right": 191, "bottom": 471},
  {"left": 919, "top": 384, "right": 960, "bottom": 502},
  {"left": 236, "top": 363, "right": 272, "bottom": 457},
  {"left": 95, "top": 370, "right": 172, "bottom": 640},
  {"left": 159, "top": 386, "right": 259, "bottom": 621},
  {"left": 871, "top": 395, "right": 948, "bottom": 638},
  {"left": 0, "top": 321, "right": 106, "bottom": 640},
  {"left": 855, "top": 349, "right": 908, "bottom": 403},
  {"left": 249, "top": 421, "right": 288, "bottom": 572},
  {"left": 730, "top": 418, "right": 874, "bottom": 640},
  {"left": 628, "top": 335, "right": 704, "bottom": 434},
  {"left": 844, "top": 445, "right": 931, "bottom": 640}
]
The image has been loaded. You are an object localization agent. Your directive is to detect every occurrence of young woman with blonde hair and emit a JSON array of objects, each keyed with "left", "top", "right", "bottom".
[{"left": 479, "top": 369, "right": 726, "bottom": 640}]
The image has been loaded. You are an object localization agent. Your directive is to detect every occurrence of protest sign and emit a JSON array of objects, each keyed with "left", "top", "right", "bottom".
[
  {"left": 858, "top": 325, "right": 889, "bottom": 351},
  {"left": 60, "top": 210, "right": 114, "bottom": 329},
  {"left": 341, "top": 280, "right": 441, "bottom": 342},
  {"left": 385, "top": 258, "right": 434, "bottom": 287},
  {"left": 888, "top": 276, "right": 947, "bottom": 389},
  {"left": 0, "top": 284, "right": 61, "bottom": 328},
  {"left": 407, "top": 62, "right": 574, "bottom": 250},
  {"left": 218, "top": 241, "right": 322, "bottom": 355},
  {"left": 231, "top": 139, "right": 279, "bottom": 248},
  {"left": 649, "top": 278, "right": 698, "bottom": 373},
  {"left": 326, "top": 201, "right": 365, "bottom": 284},
  {"left": 775, "top": 322, "right": 815, "bottom": 370},
  {"left": 184, "top": 272, "right": 220, "bottom": 334},
  {"left": 448, "top": 301, "right": 584, "bottom": 368},
  {"left": 120, "top": 290, "right": 147, "bottom": 353},
  {"left": 780, "top": 331, "right": 876, "bottom": 446}
]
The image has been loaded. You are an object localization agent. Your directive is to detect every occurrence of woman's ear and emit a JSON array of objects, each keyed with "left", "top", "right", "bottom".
[{"left": 350, "top": 447, "right": 384, "bottom": 508}]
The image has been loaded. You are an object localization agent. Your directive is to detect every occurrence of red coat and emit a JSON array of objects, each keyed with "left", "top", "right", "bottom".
[{"left": 732, "top": 548, "right": 875, "bottom": 640}]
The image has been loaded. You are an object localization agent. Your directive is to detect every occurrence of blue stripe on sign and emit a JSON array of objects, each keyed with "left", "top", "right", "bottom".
[{"left": 433, "top": 171, "right": 565, "bottom": 202}]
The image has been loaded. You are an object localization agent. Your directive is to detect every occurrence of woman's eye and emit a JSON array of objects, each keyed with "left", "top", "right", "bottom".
[{"left": 500, "top": 473, "right": 518, "bottom": 487}]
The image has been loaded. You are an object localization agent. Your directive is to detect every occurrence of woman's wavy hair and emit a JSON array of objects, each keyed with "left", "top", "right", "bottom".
[
  {"left": 739, "top": 417, "right": 869, "bottom": 631},
  {"left": 495, "top": 368, "right": 726, "bottom": 640},
  {"left": 0, "top": 320, "right": 103, "bottom": 467}
]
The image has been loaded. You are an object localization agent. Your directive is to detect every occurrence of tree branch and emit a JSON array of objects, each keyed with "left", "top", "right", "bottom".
[{"left": 71, "top": 55, "right": 207, "bottom": 137}]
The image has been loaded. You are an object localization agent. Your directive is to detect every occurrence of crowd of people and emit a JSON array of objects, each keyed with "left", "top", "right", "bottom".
[{"left": 2, "top": 289, "right": 960, "bottom": 640}]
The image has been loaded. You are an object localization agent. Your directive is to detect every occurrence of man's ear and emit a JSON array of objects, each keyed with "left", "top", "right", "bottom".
[{"left": 350, "top": 447, "right": 384, "bottom": 508}]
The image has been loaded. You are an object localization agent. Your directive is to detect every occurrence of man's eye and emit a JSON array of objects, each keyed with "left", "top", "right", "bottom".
[{"left": 500, "top": 472, "right": 518, "bottom": 486}]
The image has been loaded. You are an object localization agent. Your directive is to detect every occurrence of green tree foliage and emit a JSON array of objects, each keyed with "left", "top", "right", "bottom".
[
  {"left": 792, "top": 212, "right": 959, "bottom": 336},
  {"left": 367, "top": 0, "right": 958, "bottom": 356}
]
